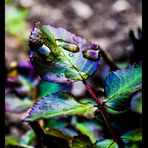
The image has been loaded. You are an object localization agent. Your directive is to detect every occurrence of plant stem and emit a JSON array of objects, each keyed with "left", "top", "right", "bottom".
[
  {"left": 98, "top": 46, "right": 120, "bottom": 71},
  {"left": 29, "top": 121, "right": 45, "bottom": 146},
  {"left": 83, "top": 80, "right": 124, "bottom": 148}
]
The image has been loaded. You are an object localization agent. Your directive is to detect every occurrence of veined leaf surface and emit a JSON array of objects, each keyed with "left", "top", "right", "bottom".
[
  {"left": 29, "top": 22, "right": 101, "bottom": 83},
  {"left": 104, "top": 63, "right": 142, "bottom": 110},
  {"left": 121, "top": 128, "right": 142, "bottom": 142},
  {"left": 38, "top": 80, "right": 72, "bottom": 98},
  {"left": 95, "top": 139, "right": 118, "bottom": 148},
  {"left": 24, "top": 92, "right": 96, "bottom": 122}
]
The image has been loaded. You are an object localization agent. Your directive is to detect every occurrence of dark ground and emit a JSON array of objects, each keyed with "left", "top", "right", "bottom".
[{"left": 5, "top": 0, "right": 142, "bottom": 65}]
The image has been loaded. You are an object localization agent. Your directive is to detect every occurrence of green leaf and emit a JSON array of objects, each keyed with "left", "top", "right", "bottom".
[
  {"left": 121, "top": 128, "right": 142, "bottom": 142},
  {"left": 20, "top": 130, "right": 36, "bottom": 145},
  {"left": 73, "top": 120, "right": 102, "bottom": 143},
  {"left": 5, "top": 136, "right": 19, "bottom": 146},
  {"left": 5, "top": 136, "right": 33, "bottom": 148},
  {"left": 125, "top": 143, "right": 139, "bottom": 148},
  {"left": 44, "top": 119, "right": 78, "bottom": 138},
  {"left": 95, "top": 139, "right": 118, "bottom": 148},
  {"left": 29, "top": 22, "right": 101, "bottom": 83},
  {"left": 104, "top": 63, "right": 142, "bottom": 110},
  {"left": 58, "top": 128, "right": 78, "bottom": 138},
  {"left": 106, "top": 107, "right": 127, "bottom": 115},
  {"left": 44, "top": 128, "right": 72, "bottom": 140},
  {"left": 24, "top": 92, "right": 96, "bottom": 122},
  {"left": 38, "top": 80, "right": 71, "bottom": 98},
  {"left": 72, "top": 135, "right": 93, "bottom": 148},
  {"left": 44, "top": 118, "right": 69, "bottom": 129},
  {"left": 44, "top": 128, "right": 72, "bottom": 147}
]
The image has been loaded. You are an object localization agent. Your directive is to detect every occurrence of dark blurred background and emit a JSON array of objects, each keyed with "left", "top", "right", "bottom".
[{"left": 5, "top": 0, "right": 142, "bottom": 66}]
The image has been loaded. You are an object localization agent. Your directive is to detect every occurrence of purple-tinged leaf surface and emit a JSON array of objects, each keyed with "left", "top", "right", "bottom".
[
  {"left": 29, "top": 22, "right": 101, "bottom": 83},
  {"left": 121, "top": 128, "right": 142, "bottom": 143},
  {"left": 24, "top": 92, "right": 97, "bottom": 122},
  {"left": 104, "top": 63, "right": 142, "bottom": 110},
  {"left": 38, "top": 80, "right": 72, "bottom": 98},
  {"left": 95, "top": 139, "right": 118, "bottom": 148}
]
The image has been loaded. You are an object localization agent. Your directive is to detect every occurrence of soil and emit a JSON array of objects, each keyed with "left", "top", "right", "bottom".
[{"left": 5, "top": 0, "right": 142, "bottom": 65}]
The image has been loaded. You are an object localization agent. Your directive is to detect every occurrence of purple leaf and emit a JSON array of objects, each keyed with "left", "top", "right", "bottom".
[{"left": 28, "top": 22, "right": 101, "bottom": 83}]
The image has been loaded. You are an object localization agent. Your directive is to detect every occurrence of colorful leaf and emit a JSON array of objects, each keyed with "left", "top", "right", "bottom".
[
  {"left": 72, "top": 135, "right": 93, "bottom": 148},
  {"left": 44, "top": 128, "right": 72, "bottom": 147},
  {"left": 20, "top": 130, "right": 36, "bottom": 146},
  {"left": 44, "top": 119, "right": 78, "bottom": 138},
  {"left": 73, "top": 120, "right": 102, "bottom": 143},
  {"left": 44, "top": 118, "right": 69, "bottom": 129},
  {"left": 29, "top": 22, "right": 101, "bottom": 83},
  {"left": 5, "top": 136, "right": 33, "bottom": 148},
  {"left": 5, "top": 136, "right": 19, "bottom": 146},
  {"left": 95, "top": 139, "right": 118, "bottom": 148},
  {"left": 38, "top": 80, "right": 72, "bottom": 98},
  {"left": 104, "top": 63, "right": 142, "bottom": 110},
  {"left": 121, "top": 128, "right": 142, "bottom": 142},
  {"left": 24, "top": 92, "right": 97, "bottom": 122}
]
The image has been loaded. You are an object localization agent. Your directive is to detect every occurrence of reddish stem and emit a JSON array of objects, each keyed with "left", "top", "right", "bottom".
[
  {"left": 85, "top": 83, "right": 102, "bottom": 108},
  {"left": 83, "top": 80, "right": 124, "bottom": 147}
]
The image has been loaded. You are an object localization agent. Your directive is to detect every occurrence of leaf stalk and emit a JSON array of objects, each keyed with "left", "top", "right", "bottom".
[{"left": 83, "top": 80, "right": 124, "bottom": 148}]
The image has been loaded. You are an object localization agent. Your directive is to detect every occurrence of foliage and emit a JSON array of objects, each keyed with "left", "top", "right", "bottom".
[
  {"left": 29, "top": 22, "right": 101, "bottom": 83},
  {"left": 104, "top": 63, "right": 142, "bottom": 111},
  {"left": 5, "top": 22, "right": 142, "bottom": 148},
  {"left": 24, "top": 92, "right": 96, "bottom": 122}
]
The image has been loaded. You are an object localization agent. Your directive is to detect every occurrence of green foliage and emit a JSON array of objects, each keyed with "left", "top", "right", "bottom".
[
  {"left": 5, "top": 20, "right": 142, "bottom": 147},
  {"left": 104, "top": 63, "right": 142, "bottom": 111},
  {"left": 22, "top": 22, "right": 142, "bottom": 147},
  {"left": 73, "top": 120, "right": 102, "bottom": 143},
  {"left": 71, "top": 135, "right": 93, "bottom": 148},
  {"left": 24, "top": 92, "right": 97, "bottom": 122},
  {"left": 5, "top": 136, "right": 33, "bottom": 148},
  {"left": 44, "top": 118, "right": 69, "bottom": 129},
  {"left": 20, "top": 130, "right": 36, "bottom": 146},
  {"left": 95, "top": 139, "right": 118, "bottom": 148},
  {"left": 44, "top": 128, "right": 72, "bottom": 148},
  {"left": 5, "top": 136, "right": 19, "bottom": 146},
  {"left": 121, "top": 128, "right": 142, "bottom": 142},
  {"left": 38, "top": 80, "right": 71, "bottom": 98}
]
